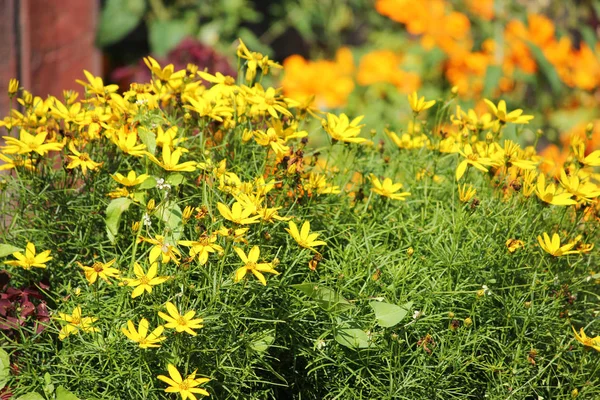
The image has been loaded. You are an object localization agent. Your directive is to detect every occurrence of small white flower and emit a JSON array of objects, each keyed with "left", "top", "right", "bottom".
[
  {"left": 482, "top": 285, "right": 492, "bottom": 296},
  {"left": 156, "top": 178, "right": 171, "bottom": 191},
  {"left": 142, "top": 213, "right": 152, "bottom": 227},
  {"left": 135, "top": 98, "right": 148, "bottom": 105},
  {"left": 412, "top": 310, "right": 424, "bottom": 319},
  {"left": 316, "top": 339, "right": 327, "bottom": 350}
]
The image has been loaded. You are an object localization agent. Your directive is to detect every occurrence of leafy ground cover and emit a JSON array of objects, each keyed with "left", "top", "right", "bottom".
[{"left": 0, "top": 41, "right": 599, "bottom": 399}]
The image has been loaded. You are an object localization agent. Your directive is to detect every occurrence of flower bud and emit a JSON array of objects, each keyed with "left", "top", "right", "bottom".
[
  {"left": 146, "top": 199, "right": 156, "bottom": 211},
  {"left": 8, "top": 78, "right": 19, "bottom": 96}
]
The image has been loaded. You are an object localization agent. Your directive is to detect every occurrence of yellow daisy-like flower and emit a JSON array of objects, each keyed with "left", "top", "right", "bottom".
[
  {"left": 286, "top": 220, "right": 327, "bottom": 251},
  {"left": 148, "top": 145, "right": 197, "bottom": 172},
  {"left": 535, "top": 174, "right": 576, "bottom": 206},
  {"left": 55, "top": 306, "right": 99, "bottom": 340},
  {"left": 66, "top": 141, "right": 103, "bottom": 176},
  {"left": 217, "top": 202, "right": 261, "bottom": 225},
  {"left": 2, "top": 129, "right": 64, "bottom": 156},
  {"left": 370, "top": 174, "right": 411, "bottom": 201},
  {"left": 458, "top": 184, "right": 477, "bottom": 203},
  {"left": 537, "top": 232, "right": 586, "bottom": 257},
  {"left": 455, "top": 144, "right": 494, "bottom": 181},
  {"left": 157, "top": 364, "right": 210, "bottom": 399},
  {"left": 121, "top": 318, "right": 166, "bottom": 349},
  {"left": 77, "top": 259, "right": 120, "bottom": 284},
  {"left": 4, "top": 242, "right": 53, "bottom": 270},
  {"left": 139, "top": 235, "right": 182, "bottom": 265},
  {"left": 572, "top": 326, "right": 600, "bottom": 352},
  {"left": 505, "top": 239, "right": 525, "bottom": 253},
  {"left": 322, "top": 113, "right": 367, "bottom": 144},
  {"left": 122, "top": 262, "right": 169, "bottom": 298},
  {"left": 158, "top": 302, "right": 204, "bottom": 336},
  {"left": 408, "top": 91, "right": 436, "bottom": 114},
  {"left": 483, "top": 99, "right": 534, "bottom": 124},
  {"left": 233, "top": 246, "right": 279, "bottom": 286},
  {"left": 179, "top": 234, "right": 224, "bottom": 265},
  {"left": 111, "top": 170, "right": 150, "bottom": 187}
]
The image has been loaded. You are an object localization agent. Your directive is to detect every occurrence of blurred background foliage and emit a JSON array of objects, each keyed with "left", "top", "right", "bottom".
[{"left": 98, "top": 0, "right": 600, "bottom": 163}]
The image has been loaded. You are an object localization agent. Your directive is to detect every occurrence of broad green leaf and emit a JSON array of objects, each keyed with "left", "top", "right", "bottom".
[
  {"left": 105, "top": 198, "right": 133, "bottom": 244},
  {"left": 483, "top": 65, "right": 502, "bottom": 97},
  {"left": 97, "top": 0, "right": 146, "bottom": 47},
  {"left": 15, "top": 393, "right": 45, "bottom": 400},
  {"left": 0, "top": 244, "right": 22, "bottom": 258},
  {"left": 43, "top": 372, "right": 54, "bottom": 397},
  {"left": 166, "top": 173, "right": 185, "bottom": 187},
  {"left": 526, "top": 42, "right": 562, "bottom": 93},
  {"left": 335, "top": 328, "right": 371, "bottom": 349},
  {"left": 138, "top": 128, "right": 156, "bottom": 156},
  {"left": 291, "top": 284, "right": 354, "bottom": 312},
  {"left": 0, "top": 348, "right": 9, "bottom": 389},
  {"left": 369, "top": 301, "right": 413, "bottom": 328},
  {"left": 156, "top": 202, "right": 183, "bottom": 241},
  {"left": 55, "top": 386, "right": 79, "bottom": 400},
  {"left": 250, "top": 332, "right": 275, "bottom": 354},
  {"left": 148, "top": 19, "right": 191, "bottom": 57},
  {"left": 138, "top": 176, "right": 157, "bottom": 190}
]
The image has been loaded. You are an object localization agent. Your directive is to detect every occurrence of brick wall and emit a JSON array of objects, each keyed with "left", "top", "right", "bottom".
[{"left": 0, "top": 0, "right": 101, "bottom": 123}]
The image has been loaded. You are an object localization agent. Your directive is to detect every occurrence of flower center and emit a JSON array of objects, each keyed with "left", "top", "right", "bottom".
[
  {"left": 93, "top": 262, "right": 104, "bottom": 272},
  {"left": 139, "top": 276, "right": 150, "bottom": 285},
  {"left": 246, "top": 262, "right": 256, "bottom": 270},
  {"left": 177, "top": 317, "right": 188, "bottom": 326}
]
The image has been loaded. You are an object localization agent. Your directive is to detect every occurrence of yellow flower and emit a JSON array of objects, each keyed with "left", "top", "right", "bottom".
[
  {"left": 8, "top": 78, "right": 19, "bottom": 96},
  {"left": 370, "top": 174, "right": 411, "bottom": 201},
  {"left": 144, "top": 56, "right": 187, "bottom": 89},
  {"left": 233, "top": 246, "right": 279, "bottom": 286},
  {"left": 55, "top": 306, "right": 99, "bottom": 340},
  {"left": 158, "top": 302, "right": 204, "bottom": 336},
  {"left": 322, "top": 113, "right": 367, "bottom": 144},
  {"left": 216, "top": 226, "right": 249, "bottom": 243},
  {"left": 75, "top": 70, "right": 119, "bottom": 97},
  {"left": 458, "top": 184, "right": 477, "bottom": 203},
  {"left": 2, "top": 129, "right": 64, "bottom": 156},
  {"left": 408, "top": 91, "right": 436, "bottom": 114},
  {"left": 121, "top": 318, "right": 166, "bottom": 349},
  {"left": 455, "top": 144, "right": 494, "bottom": 181},
  {"left": 66, "top": 142, "right": 102, "bottom": 176},
  {"left": 483, "top": 99, "right": 534, "bottom": 124},
  {"left": 122, "top": 262, "right": 169, "bottom": 298},
  {"left": 505, "top": 238, "right": 524, "bottom": 253},
  {"left": 285, "top": 220, "right": 327, "bottom": 251},
  {"left": 217, "top": 202, "right": 261, "bottom": 225},
  {"left": 112, "top": 126, "right": 148, "bottom": 157},
  {"left": 535, "top": 174, "right": 576, "bottom": 206},
  {"left": 157, "top": 364, "right": 210, "bottom": 399},
  {"left": 5, "top": 242, "right": 53, "bottom": 270},
  {"left": 237, "top": 38, "right": 282, "bottom": 83},
  {"left": 149, "top": 146, "right": 197, "bottom": 172},
  {"left": 140, "top": 235, "right": 181, "bottom": 265},
  {"left": 77, "top": 259, "right": 120, "bottom": 284},
  {"left": 558, "top": 169, "right": 600, "bottom": 204},
  {"left": 537, "top": 232, "right": 582, "bottom": 257},
  {"left": 179, "top": 234, "right": 224, "bottom": 265},
  {"left": 572, "top": 326, "right": 600, "bottom": 352},
  {"left": 4, "top": 242, "right": 53, "bottom": 269},
  {"left": 111, "top": 170, "right": 150, "bottom": 187},
  {"left": 0, "top": 153, "right": 35, "bottom": 171}
]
